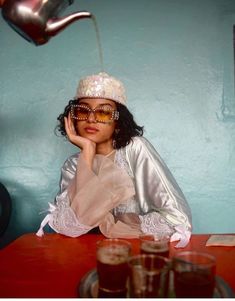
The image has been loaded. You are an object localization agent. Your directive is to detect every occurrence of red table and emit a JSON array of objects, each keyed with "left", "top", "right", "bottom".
[{"left": 0, "top": 233, "right": 235, "bottom": 297}]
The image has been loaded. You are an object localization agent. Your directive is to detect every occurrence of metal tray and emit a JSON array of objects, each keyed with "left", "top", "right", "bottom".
[{"left": 79, "top": 268, "right": 235, "bottom": 298}]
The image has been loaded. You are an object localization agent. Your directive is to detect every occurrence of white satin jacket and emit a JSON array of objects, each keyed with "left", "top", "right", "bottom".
[{"left": 37, "top": 137, "right": 192, "bottom": 247}]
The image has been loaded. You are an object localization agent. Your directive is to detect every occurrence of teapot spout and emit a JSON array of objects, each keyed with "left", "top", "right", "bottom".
[{"left": 46, "top": 11, "right": 92, "bottom": 37}]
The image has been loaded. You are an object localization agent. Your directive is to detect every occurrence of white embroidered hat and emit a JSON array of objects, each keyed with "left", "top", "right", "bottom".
[{"left": 75, "top": 72, "right": 127, "bottom": 106}]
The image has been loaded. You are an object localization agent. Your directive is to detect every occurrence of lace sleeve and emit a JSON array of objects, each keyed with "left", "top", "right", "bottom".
[
  {"left": 36, "top": 153, "right": 93, "bottom": 237},
  {"left": 125, "top": 137, "right": 192, "bottom": 247},
  {"left": 36, "top": 188, "right": 93, "bottom": 237},
  {"left": 139, "top": 211, "right": 191, "bottom": 248}
]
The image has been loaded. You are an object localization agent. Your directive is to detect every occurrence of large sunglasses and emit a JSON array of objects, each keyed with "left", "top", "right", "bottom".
[{"left": 70, "top": 104, "right": 119, "bottom": 123}]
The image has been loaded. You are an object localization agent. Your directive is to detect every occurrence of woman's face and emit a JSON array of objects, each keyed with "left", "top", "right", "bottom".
[{"left": 73, "top": 98, "right": 117, "bottom": 151}]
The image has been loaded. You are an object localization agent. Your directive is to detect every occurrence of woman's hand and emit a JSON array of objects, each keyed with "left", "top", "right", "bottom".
[{"left": 64, "top": 114, "right": 96, "bottom": 169}]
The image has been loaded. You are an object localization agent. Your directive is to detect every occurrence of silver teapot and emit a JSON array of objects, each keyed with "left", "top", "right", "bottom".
[{"left": 1, "top": 0, "right": 92, "bottom": 45}]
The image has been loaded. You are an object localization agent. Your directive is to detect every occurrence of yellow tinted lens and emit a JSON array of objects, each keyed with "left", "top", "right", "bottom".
[
  {"left": 75, "top": 106, "right": 89, "bottom": 120},
  {"left": 95, "top": 109, "right": 113, "bottom": 122}
]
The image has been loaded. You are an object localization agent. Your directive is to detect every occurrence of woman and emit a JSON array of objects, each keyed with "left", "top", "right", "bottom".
[{"left": 37, "top": 72, "right": 192, "bottom": 247}]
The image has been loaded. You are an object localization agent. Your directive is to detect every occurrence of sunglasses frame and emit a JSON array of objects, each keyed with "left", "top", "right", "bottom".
[{"left": 70, "top": 104, "right": 119, "bottom": 123}]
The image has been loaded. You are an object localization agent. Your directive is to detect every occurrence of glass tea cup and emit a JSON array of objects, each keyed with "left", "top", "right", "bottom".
[
  {"left": 96, "top": 238, "right": 132, "bottom": 298},
  {"left": 128, "top": 254, "right": 170, "bottom": 298},
  {"left": 140, "top": 234, "right": 170, "bottom": 258},
  {"left": 172, "top": 251, "right": 216, "bottom": 298}
]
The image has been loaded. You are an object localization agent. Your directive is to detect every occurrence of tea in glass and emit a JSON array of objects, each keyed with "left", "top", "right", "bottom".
[
  {"left": 96, "top": 239, "right": 131, "bottom": 298},
  {"left": 128, "top": 254, "right": 170, "bottom": 298},
  {"left": 140, "top": 234, "right": 170, "bottom": 258},
  {"left": 173, "top": 251, "right": 216, "bottom": 298}
]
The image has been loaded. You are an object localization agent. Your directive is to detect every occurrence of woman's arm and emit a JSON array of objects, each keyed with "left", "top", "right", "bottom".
[
  {"left": 125, "top": 137, "right": 192, "bottom": 246},
  {"left": 36, "top": 154, "right": 93, "bottom": 237}
]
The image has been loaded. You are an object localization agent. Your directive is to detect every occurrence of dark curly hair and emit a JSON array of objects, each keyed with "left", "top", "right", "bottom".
[{"left": 55, "top": 99, "right": 144, "bottom": 149}]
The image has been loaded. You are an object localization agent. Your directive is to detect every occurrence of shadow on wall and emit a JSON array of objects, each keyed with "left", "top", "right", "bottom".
[{"left": 0, "top": 100, "right": 61, "bottom": 248}]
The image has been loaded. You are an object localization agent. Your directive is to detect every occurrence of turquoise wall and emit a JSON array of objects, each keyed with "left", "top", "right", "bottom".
[{"left": 1, "top": 0, "right": 235, "bottom": 246}]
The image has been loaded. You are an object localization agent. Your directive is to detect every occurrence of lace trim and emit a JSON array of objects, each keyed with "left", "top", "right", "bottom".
[
  {"left": 50, "top": 206, "right": 92, "bottom": 237},
  {"left": 55, "top": 189, "right": 70, "bottom": 208},
  {"left": 112, "top": 199, "right": 139, "bottom": 215},
  {"left": 139, "top": 212, "right": 191, "bottom": 248},
  {"left": 139, "top": 212, "right": 174, "bottom": 239},
  {"left": 36, "top": 190, "right": 92, "bottom": 238},
  {"left": 112, "top": 150, "right": 139, "bottom": 215},
  {"left": 115, "top": 150, "right": 133, "bottom": 177}
]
